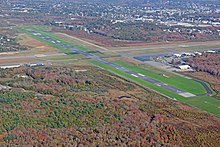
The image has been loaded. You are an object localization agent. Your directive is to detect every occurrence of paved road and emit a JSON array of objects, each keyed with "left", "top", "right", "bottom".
[
  {"left": 193, "top": 79, "right": 214, "bottom": 96},
  {"left": 32, "top": 31, "right": 213, "bottom": 98}
]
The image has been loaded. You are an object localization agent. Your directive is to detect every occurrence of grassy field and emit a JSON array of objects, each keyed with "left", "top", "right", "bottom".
[
  {"left": 113, "top": 60, "right": 210, "bottom": 95},
  {"left": 186, "top": 96, "right": 220, "bottom": 117},
  {"left": 90, "top": 60, "right": 220, "bottom": 117}
]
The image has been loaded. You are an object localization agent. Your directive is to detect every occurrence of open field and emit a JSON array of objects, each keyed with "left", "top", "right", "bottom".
[
  {"left": 17, "top": 34, "right": 60, "bottom": 55},
  {"left": 186, "top": 96, "right": 220, "bottom": 116},
  {"left": 0, "top": 58, "right": 39, "bottom": 65}
]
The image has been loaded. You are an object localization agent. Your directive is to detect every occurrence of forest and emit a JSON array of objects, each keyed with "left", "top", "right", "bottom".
[
  {"left": 188, "top": 53, "right": 220, "bottom": 77},
  {"left": 0, "top": 65, "right": 219, "bottom": 146}
]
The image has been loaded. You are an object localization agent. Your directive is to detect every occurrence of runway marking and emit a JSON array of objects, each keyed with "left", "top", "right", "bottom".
[
  {"left": 138, "top": 73, "right": 145, "bottom": 77},
  {"left": 131, "top": 74, "right": 138, "bottom": 78},
  {"left": 179, "top": 92, "right": 196, "bottom": 98}
]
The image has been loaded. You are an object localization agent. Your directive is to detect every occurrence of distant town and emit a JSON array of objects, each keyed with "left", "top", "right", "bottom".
[{"left": 0, "top": 0, "right": 220, "bottom": 43}]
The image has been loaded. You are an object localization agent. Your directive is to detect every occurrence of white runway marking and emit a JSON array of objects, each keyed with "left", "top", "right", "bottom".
[
  {"left": 138, "top": 73, "right": 145, "bottom": 76},
  {"left": 131, "top": 74, "right": 138, "bottom": 77}
]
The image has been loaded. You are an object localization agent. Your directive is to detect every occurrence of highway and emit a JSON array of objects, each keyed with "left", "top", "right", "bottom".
[{"left": 31, "top": 31, "right": 203, "bottom": 98}]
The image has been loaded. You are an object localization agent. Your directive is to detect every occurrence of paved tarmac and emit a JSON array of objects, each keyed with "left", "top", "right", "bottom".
[{"left": 32, "top": 31, "right": 213, "bottom": 97}]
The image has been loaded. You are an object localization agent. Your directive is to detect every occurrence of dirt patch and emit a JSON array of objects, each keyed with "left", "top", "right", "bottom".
[
  {"left": 0, "top": 58, "right": 38, "bottom": 65},
  {"left": 17, "top": 34, "right": 59, "bottom": 55}
]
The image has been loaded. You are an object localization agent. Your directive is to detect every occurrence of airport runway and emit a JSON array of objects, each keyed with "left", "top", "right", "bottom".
[
  {"left": 102, "top": 42, "right": 220, "bottom": 53},
  {"left": 32, "top": 31, "right": 209, "bottom": 98}
]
